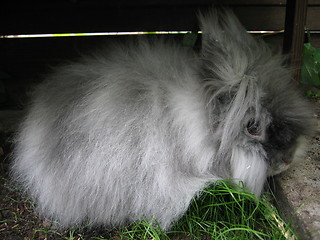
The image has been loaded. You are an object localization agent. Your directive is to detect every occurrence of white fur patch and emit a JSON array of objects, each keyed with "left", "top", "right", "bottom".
[{"left": 231, "top": 145, "right": 267, "bottom": 196}]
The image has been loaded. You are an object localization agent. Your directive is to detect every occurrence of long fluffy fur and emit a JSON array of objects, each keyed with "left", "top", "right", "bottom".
[{"left": 11, "top": 8, "right": 314, "bottom": 230}]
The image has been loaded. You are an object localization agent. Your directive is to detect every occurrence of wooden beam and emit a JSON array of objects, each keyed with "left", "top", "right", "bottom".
[
  {"left": 1, "top": 1, "right": 319, "bottom": 35},
  {"left": 283, "top": 0, "right": 308, "bottom": 82}
]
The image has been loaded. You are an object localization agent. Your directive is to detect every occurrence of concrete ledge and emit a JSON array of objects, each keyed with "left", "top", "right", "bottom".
[
  {"left": 275, "top": 137, "right": 320, "bottom": 239},
  {"left": 274, "top": 98, "right": 320, "bottom": 239}
]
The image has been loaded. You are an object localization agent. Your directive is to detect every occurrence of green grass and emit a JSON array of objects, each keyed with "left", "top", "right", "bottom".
[
  {"left": 111, "top": 181, "right": 296, "bottom": 240},
  {"left": 1, "top": 176, "right": 296, "bottom": 240}
]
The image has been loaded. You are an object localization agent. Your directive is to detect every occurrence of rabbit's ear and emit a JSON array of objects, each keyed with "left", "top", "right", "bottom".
[
  {"left": 199, "top": 8, "right": 254, "bottom": 56},
  {"left": 198, "top": 8, "right": 263, "bottom": 82}
]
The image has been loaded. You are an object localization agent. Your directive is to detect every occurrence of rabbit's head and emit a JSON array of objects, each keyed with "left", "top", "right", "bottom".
[{"left": 199, "top": 8, "right": 315, "bottom": 196}]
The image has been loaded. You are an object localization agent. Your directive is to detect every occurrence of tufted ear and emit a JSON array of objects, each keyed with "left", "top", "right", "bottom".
[
  {"left": 198, "top": 8, "right": 265, "bottom": 83},
  {"left": 199, "top": 8, "right": 255, "bottom": 56}
]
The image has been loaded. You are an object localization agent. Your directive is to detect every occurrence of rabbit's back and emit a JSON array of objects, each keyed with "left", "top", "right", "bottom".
[{"left": 11, "top": 39, "right": 215, "bottom": 229}]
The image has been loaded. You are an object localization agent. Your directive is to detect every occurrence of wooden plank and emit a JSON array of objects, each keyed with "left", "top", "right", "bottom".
[
  {"left": 307, "top": 6, "right": 320, "bottom": 29},
  {"left": 1, "top": 1, "right": 319, "bottom": 35},
  {"left": 1, "top": 6, "right": 289, "bottom": 35},
  {"left": 283, "top": 0, "right": 308, "bottom": 83},
  {"left": 2, "top": 0, "right": 320, "bottom": 7},
  {"left": 0, "top": 0, "right": 320, "bottom": 9},
  {"left": 0, "top": 0, "right": 292, "bottom": 8}
]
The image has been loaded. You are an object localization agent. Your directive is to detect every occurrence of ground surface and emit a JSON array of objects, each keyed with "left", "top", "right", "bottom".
[{"left": 274, "top": 99, "right": 320, "bottom": 240}]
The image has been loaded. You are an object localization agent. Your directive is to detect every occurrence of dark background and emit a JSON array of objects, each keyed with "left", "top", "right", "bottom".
[{"left": 0, "top": 0, "right": 319, "bottom": 109}]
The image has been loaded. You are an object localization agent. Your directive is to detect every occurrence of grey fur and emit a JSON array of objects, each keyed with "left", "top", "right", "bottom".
[{"left": 11, "top": 8, "right": 314, "bottom": 230}]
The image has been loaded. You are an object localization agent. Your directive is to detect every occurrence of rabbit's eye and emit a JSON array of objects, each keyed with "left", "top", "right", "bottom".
[{"left": 245, "top": 119, "right": 261, "bottom": 137}]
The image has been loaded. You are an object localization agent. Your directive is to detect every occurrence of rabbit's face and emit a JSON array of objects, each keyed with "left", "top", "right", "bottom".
[
  {"left": 265, "top": 136, "right": 307, "bottom": 176},
  {"left": 242, "top": 108, "right": 308, "bottom": 176},
  {"left": 213, "top": 71, "right": 315, "bottom": 196}
]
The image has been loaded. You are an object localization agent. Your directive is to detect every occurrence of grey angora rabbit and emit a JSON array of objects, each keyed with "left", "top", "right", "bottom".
[{"left": 11, "top": 8, "right": 314, "bottom": 230}]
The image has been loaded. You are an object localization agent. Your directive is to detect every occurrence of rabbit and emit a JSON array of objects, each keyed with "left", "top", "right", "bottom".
[{"left": 11, "top": 8, "right": 314, "bottom": 230}]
